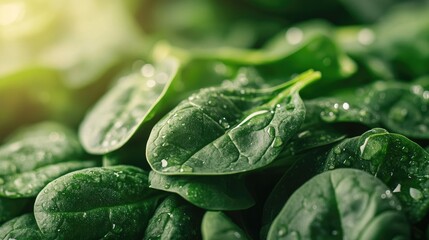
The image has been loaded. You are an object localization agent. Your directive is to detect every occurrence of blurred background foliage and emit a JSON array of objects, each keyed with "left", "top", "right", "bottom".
[{"left": 1, "top": 0, "right": 429, "bottom": 141}]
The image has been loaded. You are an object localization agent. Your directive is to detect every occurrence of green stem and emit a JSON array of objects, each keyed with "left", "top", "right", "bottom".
[{"left": 267, "top": 70, "right": 321, "bottom": 107}]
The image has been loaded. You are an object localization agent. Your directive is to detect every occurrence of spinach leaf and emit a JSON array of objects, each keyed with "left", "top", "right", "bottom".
[
  {"left": 0, "top": 122, "right": 84, "bottom": 175},
  {"left": 79, "top": 58, "right": 180, "bottom": 154},
  {"left": 144, "top": 195, "right": 203, "bottom": 240},
  {"left": 0, "top": 213, "right": 47, "bottom": 240},
  {"left": 361, "top": 81, "right": 429, "bottom": 139},
  {"left": 303, "top": 97, "right": 379, "bottom": 127},
  {"left": 34, "top": 165, "right": 163, "bottom": 240},
  {"left": 0, "top": 161, "right": 99, "bottom": 198},
  {"left": 201, "top": 211, "right": 251, "bottom": 240},
  {"left": 146, "top": 70, "right": 321, "bottom": 175},
  {"left": 0, "top": 197, "right": 30, "bottom": 224},
  {"left": 278, "top": 125, "right": 347, "bottom": 158},
  {"left": 148, "top": 171, "right": 254, "bottom": 210},
  {"left": 325, "top": 128, "right": 429, "bottom": 222},
  {"left": 261, "top": 146, "right": 332, "bottom": 238},
  {"left": 0, "top": 122, "right": 98, "bottom": 198},
  {"left": 267, "top": 168, "right": 409, "bottom": 240}
]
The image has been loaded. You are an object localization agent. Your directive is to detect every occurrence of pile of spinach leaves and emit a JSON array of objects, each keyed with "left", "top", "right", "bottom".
[{"left": 2, "top": 0, "right": 429, "bottom": 239}]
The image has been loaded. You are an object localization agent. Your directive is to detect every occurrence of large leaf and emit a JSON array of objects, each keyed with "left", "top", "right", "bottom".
[
  {"left": 146, "top": 70, "right": 320, "bottom": 175},
  {"left": 34, "top": 166, "right": 163, "bottom": 239},
  {"left": 79, "top": 58, "right": 180, "bottom": 154},
  {"left": 325, "top": 128, "right": 429, "bottom": 222},
  {"left": 149, "top": 171, "right": 254, "bottom": 210},
  {"left": 267, "top": 169, "right": 409, "bottom": 240}
]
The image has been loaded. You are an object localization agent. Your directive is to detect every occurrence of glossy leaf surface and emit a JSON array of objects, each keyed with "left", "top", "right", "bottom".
[
  {"left": 149, "top": 171, "right": 254, "bottom": 210},
  {"left": 325, "top": 128, "right": 429, "bottom": 221},
  {"left": 267, "top": 169, "right": 409, "bottom": 240},
  {"left": 201, "top": 211, "right": 251, "bottom": 240},
  {"left": 0, "top": 214, "right": 46, "bottom": 240},
  {"left": 147, "top": 70, "right": 320, "bottom": 175},
  {"left": 34, "top": 166, "right": 162, "bottom": 239},
  {"left": 79, "top": 58, "right": 180, "bottom": 154},
  {"left": 144, "top": 195, "right": 202, "bottom": 240}
]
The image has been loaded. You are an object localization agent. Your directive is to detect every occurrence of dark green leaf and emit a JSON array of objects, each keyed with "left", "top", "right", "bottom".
[
  {"left": 0, "top": 122, "right": 97, "bottom": 198},
  {"left": 146, "top": 70, "right": 320, "bottom": 175},
  {"left": 34, "top": 166, "right": 163, "bottom": 240},
  {"left": 0, "top": 213, "right": 47, "bottom": 240},
  {"left": 325, "top": 128, "right": 429, "bottom": 222},
  {"left": 267, "top": 169, "right": 409, "bottom": 240},
  {"left": 79, "top": 58, "right": 180, "bottom": 154},
  {"left": 148, "top": 171, "right": 254, "bottom": 210},
  {"left": 0, "top": 197, "right": 30, "bottom": 224},
  {"left": 0, "top": 160, "right": 99, "bottom": 198},
  {"left": 144, "top": 195, "right": 202, "bottom": 240},
  {"left": 0, "top": 122, "right": 84, "bottom": 176},
  {"left": 362, "top": 81, "right": 429, "bottom": 139},
  {"left": 303, "top": 97, "right": 379, "bottom": 127},
  {"left": 201, "top": 211, "right": 251, "bottom": 240},
  {"left": 261, "top": 147, "right": 331, "bottom": 238}
]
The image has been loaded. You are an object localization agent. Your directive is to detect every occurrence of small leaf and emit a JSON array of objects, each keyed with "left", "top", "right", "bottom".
[
  {"left": 0, "top": 122, "right": 97, "bottom": 198},
  {"left": 0, "top": 213, "right": 47, "bottom": 240},
  {"left": 202, "top": 211, "right": 251, "bottom": 240},
  {"left": 79, "top": 58, "right": 180, "bottom": 154},
  {"left": 147, "top": 70, "right": 320, "bottom": 175},
  {"left": 267, "top": 169, "right": 409, "bottom": 240},
  {"left": 149, "top": 171, "right": 254, "bottom": 210},
  {"left": 34, "top": 166, "right": 163, "bottom": 240},
  {"left": 0, "top": 197, "right": 30, "bottom": 224},
  {"left": 144, "top": 195, "right": 203, "bottom": 240},
  {"left": 362, "top": 81, "right": 429, "bottom": 139}
]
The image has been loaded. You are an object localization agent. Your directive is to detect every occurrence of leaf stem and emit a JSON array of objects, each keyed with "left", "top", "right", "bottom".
[{"left": 267, "top": 70, "right": 321, "bottom": 107}]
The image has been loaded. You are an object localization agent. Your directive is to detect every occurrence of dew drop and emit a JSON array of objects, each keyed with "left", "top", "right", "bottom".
[
  {"left": 141, "top": 64, "right": 155, "bottom": 77},
  {"left": 342, "top": 102, "right": 350, "bottom": 110},
  {"left": 285, "top": 27, "right": 303, "bottom": 45},
  {"left": 357, "top": 28, "right": 375, "bottom": 45},
  {"left": 179, "top": 165, "right": 193, "bottom": 173},
  {"left": 410, "top": 187, "right": 423, "bottom": 200},
  {"left": 161, "top": 159, "right": 168, "bottom": 168},
  {"left": 297, "top": 130, "right": 311, "bottom": 138},
  {"left": 273, "top": 137, "right": 283, "bottom": 147},
  {"left": 277, "top": 226, "right": 288, "bottom": 237},
  {"left": 320, "top": 111, "right": 337, "bottom": 122},
  {"left": 146, "top": 79, "right": 156, "bottom": 88}
]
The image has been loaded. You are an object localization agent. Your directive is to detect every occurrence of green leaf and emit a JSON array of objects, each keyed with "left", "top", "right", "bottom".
[
  {"left": 146, "top": 70, "right": 321, "bottom": 175},
  {"left": 261, "top": 146, "right": 332, "bottom": 238},
  {"left": 267, "top": 169, "right": 409, "bottom": 240},
  {"left": 201, "top": 211, "right": 251, "bottom": 240},
  {"left": 0, "top": 122, "right": 97, "bottom": 198},
  {"left": 144, "top": 195, "right": 203, "bottom": 240},
  {"left": 303, "top": 97, "right": 379, "bottom": 127},
  {"left": 34, "top": 166, "right": 163, "bottom": 240},
  {"left": 361, "top": 81, "right": 429, "bottom": 139},
  {"left": 0, "top": 213, "right": 47, "bottom": 240},
  {"left": 149, "top": 171, "right": 254, "bottom": 210},
  {"left": 0, "top": 197, "right": 30, "bottom": 224},
  {"left": 0, "top": 160, "right": 99, "bottom": 198},
  {"left": 79, "top": 58, "right": 180, "bottom": 154},
  {"left": 325, "top": 128, "right": 429, "bottom": 222},
  {"left": 279, "top": 125, "right": 347, "bottom": 158}
]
